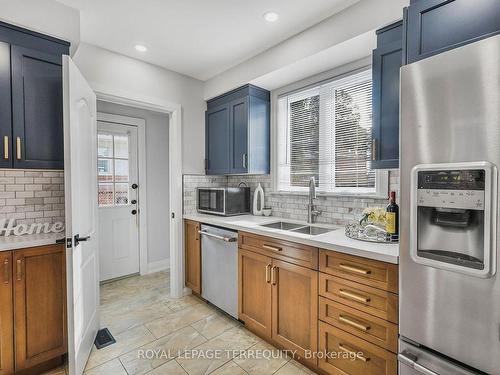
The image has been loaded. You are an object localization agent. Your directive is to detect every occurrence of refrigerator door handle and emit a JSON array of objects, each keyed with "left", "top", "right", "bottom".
[{"left": 398, "top": 353, "right": 439, "bottom": 375}]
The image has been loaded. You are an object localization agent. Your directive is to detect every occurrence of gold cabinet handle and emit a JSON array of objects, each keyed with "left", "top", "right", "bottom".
[
  {"left": 3, "top": 258, "right": 9, "bottom": 284},
  {"left": 339, "top": 289, "right": 371, "bottom": 304},
  {"left": 3, "top": 136, "right": 8, "bottom": 160},
  {"left": 338, "top": 343, "right": 370, "bottom": 362},
  {"left": 271, "top": 266, "right": 278, "bottom": 285},
  {"left": 16, "top": 258, "right": 22, "bottom": 281},
  {"left": 265, "top": 264, "right": 271, "bottom": 283},
  {"left": 262, "top": 244, "right": 282, "bottom": 252},
  {"left": 338, "top": 314, "right": 371, "bottom": 332},
  {"left": 16, "top": 137, "right": 21, "bottom": 160},
  {"left": 339, "top": 263, "right": 371, "bottom": 275}
]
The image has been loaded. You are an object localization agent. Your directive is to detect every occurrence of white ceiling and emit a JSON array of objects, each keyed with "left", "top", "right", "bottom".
[{"left": 56, "top": 0, "right": 361, "bottom": 81}]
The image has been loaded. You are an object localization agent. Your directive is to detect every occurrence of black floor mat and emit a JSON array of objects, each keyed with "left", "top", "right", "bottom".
[{"left": 94, "top": 328, "right": 116, "bottom": 349}]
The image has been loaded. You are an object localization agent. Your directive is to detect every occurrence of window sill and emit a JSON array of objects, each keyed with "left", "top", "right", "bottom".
[{"left": 267, "top": 190, "right": 388, "bottom": 200}]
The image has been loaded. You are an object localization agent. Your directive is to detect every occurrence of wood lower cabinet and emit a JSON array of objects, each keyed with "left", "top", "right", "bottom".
[
  {"left": 0, "top": 244, "right": 66, "bottom": 375},
  {"left": 319, "top": 249, "right": 398, "bottom": 293},
  {"left": 318, "top": 248, "right": 399, "bottom": 375},
  {"left": 238, "top": 238, "right": 319, "bottom": 367},
  {"left": 319, "top": 297, "right": 398, "bottom": 353},
  {"left": 0, "top": 251, "right": 14, "bottom": 375},
  {"left": 318, "top": 322, "right": 397, "bottom": 375},
  {"left": 13, "top": 245, "right": 67, "bottom": 371},
  {"left": 238, "top": 249, "right": 272, "bottom": 339},
  {"left": 185, "top": 220, "right": 201, "bottom": 294},
  {"left": 271, "top": 259, "right": 317, "bottom": 366}
]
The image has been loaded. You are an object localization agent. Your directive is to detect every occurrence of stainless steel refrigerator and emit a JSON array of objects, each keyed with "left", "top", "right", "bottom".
[{"left": 399, "top": 35, "right": 500, "bottom": 374}]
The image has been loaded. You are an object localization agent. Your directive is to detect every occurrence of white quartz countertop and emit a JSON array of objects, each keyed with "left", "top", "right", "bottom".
[
  {"left": 0, "top": 232, "right": 65, "bottom": 251},
  {"left": 183, "top": 213, "right": 399, "bottom": 264}
]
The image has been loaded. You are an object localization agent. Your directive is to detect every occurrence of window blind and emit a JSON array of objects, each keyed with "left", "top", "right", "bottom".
[
  {"left": 277, "top": 69, "right": 375, "bottom": 194},
  {"left": 289, "top": 94, "right": 320, "bottom": 187}
]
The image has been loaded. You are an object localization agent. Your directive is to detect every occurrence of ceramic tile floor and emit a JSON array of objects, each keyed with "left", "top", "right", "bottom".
[{"left": 44, "top": 271, "right": 317, "bottom": 375}]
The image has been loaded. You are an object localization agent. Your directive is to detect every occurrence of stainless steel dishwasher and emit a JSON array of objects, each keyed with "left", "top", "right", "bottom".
[{"left": 199, "top": 224, "right": 238, "bottom": 318}]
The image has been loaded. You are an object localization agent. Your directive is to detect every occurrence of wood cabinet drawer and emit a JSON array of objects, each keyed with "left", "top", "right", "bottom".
[
  {"left": 239, "top": 232, "right": 318, "bottom": 269},
  {"left": 319, "top": 249, "right": 398, "bottom": 293},
  {"left": 318, "top": 321, "right": 397, "bottom": 375},
  {"left": 319, "top": 297, "right": 398, "bottom": 353},
  {"left": 319, "top": 273, "right": 398, "bottom": 324}
]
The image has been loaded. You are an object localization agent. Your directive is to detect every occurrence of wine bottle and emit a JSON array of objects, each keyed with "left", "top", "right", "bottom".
[{"left": 386, "top": 191, "right": 399, "bottom": 236}]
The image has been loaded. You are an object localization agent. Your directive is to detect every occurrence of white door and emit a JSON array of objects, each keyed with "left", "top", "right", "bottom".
[
  {"left": 63, "top": 56, "right": 99, "bottom": 375},
  {"left": 97, "top": 121, "right": 139, "bottom": 281}
]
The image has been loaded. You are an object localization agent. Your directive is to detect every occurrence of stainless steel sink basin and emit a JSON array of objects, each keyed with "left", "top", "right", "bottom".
[
  {"left": 291, "top": 226, "right": 333, "bottom": 235},
  {"left": 260, "top": 221, "right": 304, "bottom": 230},
  {"left": 260, "top": 221, "right": 334, "bottom": 236}
]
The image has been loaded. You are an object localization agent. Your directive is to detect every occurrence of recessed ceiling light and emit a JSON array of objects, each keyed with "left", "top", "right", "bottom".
[
  {"left": 263, "top": 11, "right": 279, "bottom": 23},
  {"left": 135, "top": 44, "right": 147, "bottom": 52}
]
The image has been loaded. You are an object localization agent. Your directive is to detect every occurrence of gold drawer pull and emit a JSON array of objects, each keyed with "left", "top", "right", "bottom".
[
  {"left": 3, "top": 136, "right": 8, "bottom": 160},
  {"left": 262, "top": 244, "right": 282, "bottom": 252},
  {"left": 339, "top": 289, "right": 371, "bottom": 304},
  {"left": 339, "top": 263, "right": 371, "bottom": 275},
  {"left": 265, "top": 264, "right": 271, "bottom": 283},
  {"left": 339, "top": 314, "right": 371, "bottom": 331},
  {"left": 271, "top": 266, "right": 278, "bottom": 285},
  {"left": 16, "top": 137, "right": 21, "bottom": 160},
  {"left": 338, "top": 343, "right": 370, "bottom": 362},
  {"left": 3, "top": 258, "right": 9, "bottom": 284}
]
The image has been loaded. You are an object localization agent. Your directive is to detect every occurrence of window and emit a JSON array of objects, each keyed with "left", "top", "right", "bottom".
[
  {"left": 276, "top": 69, "right": 385, "bottom": 195},
  {"left": 98, "top": 133, "right": 130, "bottom": 206}
]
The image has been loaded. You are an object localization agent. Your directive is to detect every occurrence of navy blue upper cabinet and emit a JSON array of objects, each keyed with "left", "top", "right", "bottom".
[
  {"left": 0, "top": 21, "right": 69, "bottom": 170},
  {"left": 405, "top": 0, "right": 500, "bottom": 64},
  {"left": 0, "top": 41, "right": 11, "bottom": 168},
  {"left": 371, "top": 21, "right": 403, "bottom": 169},
  {"left": 11, "top": 47, "right": 64, "bottom": 169},
  {"left": 229, "top": 97, "right": 249, "bottom": 174},
  {"left": 206, "top": 104, "right": 230, "bottom": 175},
  {"left": 205, "top": 85, "right": 270, "bottom": 175}
]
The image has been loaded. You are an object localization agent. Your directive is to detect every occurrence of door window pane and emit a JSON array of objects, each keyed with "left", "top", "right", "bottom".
[
  {"left": 98, "top": 183, "right": 114, "bottom": 206},
  {"left": 114, "top": 159, "right": 129, "bottom": 182},
  {"left": 114, "top": 135, "right": 129, "bottom": 159},
  {"left": 97, "top": 131, "right": 132, "bottom": 207},
  {"left": 98, "top": 159, "right": 113, "bottom": 182},
  {"left": 115, "top": 183, "right": 129, "bottom": 205},
  {"left": 98, "top": 134, "right": 113, "bottom": 157}
]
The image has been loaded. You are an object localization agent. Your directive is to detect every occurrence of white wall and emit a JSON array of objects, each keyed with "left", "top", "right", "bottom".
[
  {"left": 97, "top": 101, "right": 171, "bottom": 271},
  {"left": 74, "top": 43, "right": 206, "bottom": 174},
  {"left": 0, "top": 0, "right": 80, "bottom": 54},
  {"left": 204, "top": 0, "right": 409, "bottom": 99}
]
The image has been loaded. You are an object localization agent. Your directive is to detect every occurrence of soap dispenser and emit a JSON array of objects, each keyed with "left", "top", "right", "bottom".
[{"left": 253, "top": 183, "right": 264, "bottom": 216}]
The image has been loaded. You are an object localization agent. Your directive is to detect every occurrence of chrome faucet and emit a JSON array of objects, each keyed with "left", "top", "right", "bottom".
[{"left": 307, "top": 177, "right": 321, "bottom": 223}]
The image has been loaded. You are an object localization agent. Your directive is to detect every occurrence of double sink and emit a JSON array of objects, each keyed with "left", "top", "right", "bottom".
[{"left": 259, "top": 221, "right": 335, "bottom": 236}]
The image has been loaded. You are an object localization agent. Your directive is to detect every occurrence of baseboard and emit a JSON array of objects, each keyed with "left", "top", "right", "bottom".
[{"left": 146, "top": 259, "right": 170, "bottom": 274}]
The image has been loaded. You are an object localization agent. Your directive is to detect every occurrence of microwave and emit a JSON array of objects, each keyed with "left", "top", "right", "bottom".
[{"left": 197, "top": 187, "right": 250, "bottom": 216}]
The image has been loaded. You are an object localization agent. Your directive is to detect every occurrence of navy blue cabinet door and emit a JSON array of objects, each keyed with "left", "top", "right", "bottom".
[
  {"left": 205, "top": 104, "right": 230, "bottom": 175},
  {"left": 372, "top": 23, "right": 403, "bottom": 169},
  {"left": 229, "top": 98, "right": 248, "bottom": 174},
  {"left": 406, "top": 0, "right": 500, "bottom": 64},
  {"left": 11, "top": 46, "right": 64, "bottom": 169},
  {"left": 0, "top": 41, "right": 11, "bottom": 168}
]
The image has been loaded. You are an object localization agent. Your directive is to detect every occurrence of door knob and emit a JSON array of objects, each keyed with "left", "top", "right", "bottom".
[
  {"left": 131, "top": 209, "right": 137, "bottom": 215},
  {"left": 131, "top": 183, "right": 138, "bottom": 189}
]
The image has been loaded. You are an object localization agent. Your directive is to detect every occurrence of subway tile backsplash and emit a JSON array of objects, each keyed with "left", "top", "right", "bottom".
[
  {"left": 0, "top": 169, "right": 65, "bottom": 226},
  {"left": 183, "top": 170, "right": 400, "bottom": 226}
]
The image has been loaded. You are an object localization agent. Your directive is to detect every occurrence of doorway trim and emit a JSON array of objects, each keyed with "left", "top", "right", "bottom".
[
  {"left": 97, "top": 112, "right": 147, "bottom": 277},
  {"left": 94, "top": 89, "right": 184, "bottom": 298}
]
